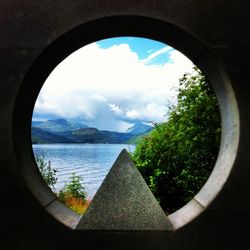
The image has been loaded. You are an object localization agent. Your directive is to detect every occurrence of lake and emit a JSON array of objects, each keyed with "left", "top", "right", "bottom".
[{"left": 32, "top": 144, "right": 136, "bottom": 199}]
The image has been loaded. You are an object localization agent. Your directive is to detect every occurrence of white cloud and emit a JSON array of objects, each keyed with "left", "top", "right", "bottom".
[
  {"left": 146, "top": 102, "right": 168, "bottom": 121},
  {"left": 90, "top": 94, "right": 107, "bottom": 102},
  {"left": 34, "top": 40, "right": 194, "bottom": 131},
  {"left": 108, "top": 104, "right": 124, "bottom": 116},
  {"left": 147, "top": 49, "right": 154, "bottom": 53},
  {"left": 142, "top": 46, "right": 173, "bottom": 64},
  {"left": 126, "top": 109, "right": 140, "bottom": 120}
]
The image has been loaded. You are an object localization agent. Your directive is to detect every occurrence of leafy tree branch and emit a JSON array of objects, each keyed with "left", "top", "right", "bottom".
[{"left": 132, "top": 67, "right": 221, "bottom": 213}]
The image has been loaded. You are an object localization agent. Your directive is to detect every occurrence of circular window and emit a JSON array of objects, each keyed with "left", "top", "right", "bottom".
[{"left": 13, "top": 16, "right": 239, "bottom": 230}]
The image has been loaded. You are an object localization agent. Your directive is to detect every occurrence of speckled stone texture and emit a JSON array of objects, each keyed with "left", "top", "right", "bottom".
[{"left": 76, "top": 149, "right": 173, "bottom": 230}]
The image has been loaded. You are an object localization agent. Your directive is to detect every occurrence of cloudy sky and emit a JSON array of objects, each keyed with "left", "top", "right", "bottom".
[{"left": 32, "top": 37, "right": 194, "bottom": 132}]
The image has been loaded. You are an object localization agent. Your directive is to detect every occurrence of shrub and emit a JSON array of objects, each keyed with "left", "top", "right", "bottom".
[
  {"left": 132, "top": 67, "right": 221, "bottom": 213},
  {"left": 58, "top": 173, "right": 88, "bottom": 214},
  {"left": 36, "top": 155, "right": 57, "bottom": 190},
  {"left": 36, "top": 155, "right": 88, "bottom": 214}
]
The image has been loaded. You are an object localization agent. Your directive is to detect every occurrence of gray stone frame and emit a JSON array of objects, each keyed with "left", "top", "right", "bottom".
[{"left": 12, "top": 15, "right": 239, "bottom": 231}]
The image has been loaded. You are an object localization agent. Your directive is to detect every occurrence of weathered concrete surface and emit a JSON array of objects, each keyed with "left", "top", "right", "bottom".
[
  {"left": 0, "top": 1, "right": 250, "bottom": 250},
  {"left": 77, "top": 149, "right": 173, "bottom": 230}
]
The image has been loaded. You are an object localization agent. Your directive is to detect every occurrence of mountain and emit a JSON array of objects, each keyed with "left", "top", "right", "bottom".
[
  {"left": 31, "top": 127, "right": 75, "bottom": 144},
  {"left": 126, "top": 122, "right": 153, "bottom": 135},
  {"left": 57, "top": 127, "right": 134, "bottom": 144},
  {"left": 32, "top": 118, "right": 88, "bottom": 133},
  {"left": 70, "top": 128, "right": 134, "bottom": 144},
  {"left": 31, "top": 118, "right": 155, "bottom": 144},
  {"left": 32, "top": 121, "right": 44, "bottom": 127},
  {"left": 31, "top": 126, "right": 135, "bottom": 144},
  {"left": 67, "top": 119, "right": 88, "bottom": 130},
  {"left": 127, "top": 129, "right": 153, "bottom": 144}
]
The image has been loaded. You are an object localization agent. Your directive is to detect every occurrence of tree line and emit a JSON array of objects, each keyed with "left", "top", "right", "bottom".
[{"left": 131, "top": 67, "right": 221, "bottom": 213}]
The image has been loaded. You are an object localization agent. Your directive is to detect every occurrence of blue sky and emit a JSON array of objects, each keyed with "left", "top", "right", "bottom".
[
  {"left": 97, "top": 37, "right": 174, "bottom": 64},
  {"left": 33, "top": 37, "right": 193, "bottom": 132}
]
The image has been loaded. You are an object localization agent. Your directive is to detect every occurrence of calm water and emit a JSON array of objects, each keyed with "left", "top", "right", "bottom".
[{"left": 32, "top": 144, "right": 136, "bottom": 199}]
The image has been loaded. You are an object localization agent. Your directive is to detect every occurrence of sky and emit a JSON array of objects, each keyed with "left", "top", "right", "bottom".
[{"left": 32, "top": 37, "right": 194, "bottom": 132}]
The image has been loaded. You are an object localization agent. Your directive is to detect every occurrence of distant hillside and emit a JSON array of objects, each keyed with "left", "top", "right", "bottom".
[
  {"left": 70, "top": 128, "right": 134, "bottom": 143},
  {"left": 32, "top": 127, "right": 75, "bottom": 144},
  {"left": 127, "top": 129, "right": 154, "bottom": 144},
  {"left": 32, "top": 121, "right": 43, "bottom": 127},
  {"left": 32, "top": 126, "right": 135, "bottom": 144},
  {"left": 126, "top": 122, "right": 152, "bottom": 135},
  {"left": 32, "top": 118, "right": 157, "bottom": 144},
  {"left": 67, "top": 119, "right": 89, "bottom": 130},
  {"left": 32, "top": 118, "right": 88, "bottom": 133}
]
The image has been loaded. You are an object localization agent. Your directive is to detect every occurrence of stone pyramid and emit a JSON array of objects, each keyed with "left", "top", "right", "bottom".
[{"left": 76, "top": 149, "right": 173, "bottom": 230}]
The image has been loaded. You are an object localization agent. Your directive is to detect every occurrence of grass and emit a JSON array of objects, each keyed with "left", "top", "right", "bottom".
[{"left": 63, "top": 196, "right": 91, "bottom": 215}]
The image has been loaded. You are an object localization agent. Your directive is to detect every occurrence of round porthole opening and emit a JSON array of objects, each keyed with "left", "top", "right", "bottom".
[{"left": 13, "top": 16, "right": 239, "bottom": 230}]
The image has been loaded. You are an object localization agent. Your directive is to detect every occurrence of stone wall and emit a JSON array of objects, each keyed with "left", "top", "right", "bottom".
[{"left": 1, "top": 1, "right": 250, "bottom": 249}]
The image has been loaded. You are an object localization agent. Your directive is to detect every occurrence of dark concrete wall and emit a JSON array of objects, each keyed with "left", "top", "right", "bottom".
[{"left": 1, "top": 1, "right": 250, "bottom": 249}]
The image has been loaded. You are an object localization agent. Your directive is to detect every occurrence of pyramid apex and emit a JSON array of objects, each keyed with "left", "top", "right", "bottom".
[{"left": 76, "top": 149, "right": 173, "bottom": 231}]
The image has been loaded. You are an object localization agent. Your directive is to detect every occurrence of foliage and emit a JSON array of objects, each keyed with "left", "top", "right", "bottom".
[
  {"left": 58, "top": 173, "right": 87, "bottom": 214},
  {"left": 61, "top": 196, "right": 90, "bottom": 215},
  {"left": 36, "top": 155, "right": 57, "bottom": 190},
  {"left": 127, "top": 129, "right": 152, "bottom": 144},
  {"left": 36, "top": 155, "right": 88, "bottom": 214},
  {"left": 32, "top": 126, "right": 73, "bottom": 144},
  {"left": 132, "top": 67, "right": 221, "bottom": 213}
]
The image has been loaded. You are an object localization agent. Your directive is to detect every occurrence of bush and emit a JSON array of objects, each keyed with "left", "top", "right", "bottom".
[
  {"left": 132, "top": 67, "right": 221, "bottom": 213},
  {"left": 36, "top": 155, "right": 88, "bottom": 214},
  {"left": 36, "top": 155, "right": 57, "bottom": 190},
  {"left": 58, "top": 172, "right": 87, "bottom": 213},
  {"left": 58, "top": 173, "right": 87, "bottom": 214}
]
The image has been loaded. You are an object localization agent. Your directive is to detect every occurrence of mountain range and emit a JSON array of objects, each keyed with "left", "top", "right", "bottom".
[
  {"left": 32, "top": 118, "right": 88, "bottom": 133},
  {"left": 32, "top": 118, "right": 153, "bottom": 144},
  {"left": 126, "top": 122, "right": 152, "bottom": 134}
]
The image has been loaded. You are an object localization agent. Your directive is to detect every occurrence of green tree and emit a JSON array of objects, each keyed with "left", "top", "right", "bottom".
[
  {"left": 58, "top": 173, "right": 87, "bottom": 201},
  {"left": 36, "top": 155, "right": 57, "bottom": 190},
  {"left": 132, "top": 67, "right": 221, "bottom": 213}
]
